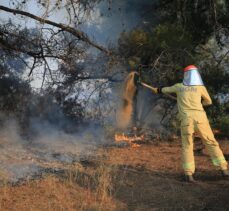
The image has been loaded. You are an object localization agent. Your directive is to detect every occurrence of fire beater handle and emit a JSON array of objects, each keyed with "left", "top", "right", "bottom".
[{"left": 140, "top": 82, "right": 177, "bottom": 101}]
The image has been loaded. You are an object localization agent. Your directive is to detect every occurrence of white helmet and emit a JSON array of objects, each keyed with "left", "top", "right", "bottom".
[{"left": 183, "top": 65, "right": 204, "bottom": 86}]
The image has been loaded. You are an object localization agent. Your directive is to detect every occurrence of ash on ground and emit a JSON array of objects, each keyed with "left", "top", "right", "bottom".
[{"left": 0, "top": 132, "right": 101, "bottom": 184}]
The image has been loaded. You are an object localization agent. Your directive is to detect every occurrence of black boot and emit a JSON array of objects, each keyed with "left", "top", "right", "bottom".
[
  {"left": 221, "top": 170, "right": 229, "bottom": 177},
  {"left": 184, "top": 175, "right": 196, "bottom": 183}
]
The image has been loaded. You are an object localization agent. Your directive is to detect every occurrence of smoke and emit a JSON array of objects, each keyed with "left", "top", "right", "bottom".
[
  {"left": 0, "top": 98, "right": 107, "bottom": 183},
  {"left": 136, "top": 89, "right": 164, "bottom": 128},
  {"left": 83, "top": 0, "right": 158, "bottom": 44}
]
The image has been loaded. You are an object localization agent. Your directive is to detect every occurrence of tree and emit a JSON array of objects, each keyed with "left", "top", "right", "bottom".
[
  {"left": 0, "top": 1, "right": 111, "bottom": 83},
  {"left": 118, "top": 0, "right": 229, "bottom": 131},
  {"left": 0, "top": 0, "right": 121, "bottom": 126}
]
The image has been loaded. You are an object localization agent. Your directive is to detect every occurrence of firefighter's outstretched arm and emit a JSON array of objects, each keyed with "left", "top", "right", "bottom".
[
  {"left": 140, "top": 82, "right": 177, "bottom": 100},
  {"left": 160, "top": 84, "right": 177, "bottom": 94}
]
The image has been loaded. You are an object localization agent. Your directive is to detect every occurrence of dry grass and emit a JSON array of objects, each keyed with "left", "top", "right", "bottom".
[{"left": 0, "top": 162, "right": 125, "bottom": 211}]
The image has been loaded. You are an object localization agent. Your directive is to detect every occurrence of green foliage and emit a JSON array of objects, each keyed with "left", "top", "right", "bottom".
[
  {"left": 0, "top": 73, "right": 32, "bottom": 132},
  {"left": 118, "top": 29, "right": 150, "bottom": 62},
  {"left": 157, "top": 0, "right": 229, "bottom": 45},
  {"left": 153, "top": 23, "right": 193, "bottom": 50},
  {"left": 219, "top": 115, "right": 229, "bottom": 136},
  {"left": 119, "top": 23, "right": 193, "bottom": 64},
  {"left": 0, "top": 53, "right": 31, "bottom": 115},
  {"left": 0, "top": 76, "right": 31, "bottom": 115},
  {"left": 119, "top": 23, "right": 195, "bottom": 88},
  {"left": 202, "top": 65, "right": 229, "bottom": 95},
  {"left": 118, "top": 0, "right": 229, "bottom": 132},
  {"left": 128, "top": 56, "right": 141, "bottom": 69}
]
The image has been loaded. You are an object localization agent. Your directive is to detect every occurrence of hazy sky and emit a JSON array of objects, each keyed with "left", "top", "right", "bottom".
[
  {"left": 0, "top": 0, "right": 157, "bottom": 45},
  {"left": 83, "top": 0, "right": 157, "bottom": 44}
]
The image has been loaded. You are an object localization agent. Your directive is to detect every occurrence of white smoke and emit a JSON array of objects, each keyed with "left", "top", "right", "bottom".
[{"left": 0, "top": 113, "right": 105, "bottom": 183}]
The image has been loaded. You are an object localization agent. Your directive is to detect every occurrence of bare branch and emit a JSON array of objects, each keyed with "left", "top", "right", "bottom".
[
  {"left": 0, "top": 5, "right": 111, "bottom": 55},
  {"left": 28, "top": 58, "right": 37, "bottom": 76},
  {"left": 216, "top": 50, "right": 229, "bottom": 68}
]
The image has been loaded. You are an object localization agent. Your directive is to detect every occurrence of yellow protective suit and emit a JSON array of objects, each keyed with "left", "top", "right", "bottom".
[{"left": 162, "top": 83, "right": 228, "bottom": 175}]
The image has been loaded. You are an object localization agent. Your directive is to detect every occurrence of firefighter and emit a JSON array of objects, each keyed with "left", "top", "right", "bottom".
[{"left": 147, "top": 65, "right": 229, "bottom": 182}]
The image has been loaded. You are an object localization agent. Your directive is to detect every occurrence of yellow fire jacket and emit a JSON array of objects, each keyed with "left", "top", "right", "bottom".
[{"left": 162, "top": 83, "right": 212, "bottom": 116}]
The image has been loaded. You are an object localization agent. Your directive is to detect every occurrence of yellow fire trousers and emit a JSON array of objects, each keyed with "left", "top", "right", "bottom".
[{"left": 180, "top": 111, "right": 228, "bottom": 175}]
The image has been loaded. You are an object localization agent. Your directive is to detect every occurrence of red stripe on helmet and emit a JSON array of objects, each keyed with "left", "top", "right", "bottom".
[{"left": 184, "top": 65, "right": 198, "bottom": 72}]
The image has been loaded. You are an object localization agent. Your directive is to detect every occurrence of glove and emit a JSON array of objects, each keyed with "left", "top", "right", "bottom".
[{"left": 151, "top": 87, "right": 158, "bottom": 94}]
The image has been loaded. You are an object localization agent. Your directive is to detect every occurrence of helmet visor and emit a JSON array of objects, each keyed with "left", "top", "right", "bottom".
[{"left": 183, "top": 69, "right": 204, "bottom": 86}]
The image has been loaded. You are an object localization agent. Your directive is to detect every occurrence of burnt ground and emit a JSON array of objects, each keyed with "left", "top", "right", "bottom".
[
  {"left": 104, "top": 140, "right": 229, "bottom": 210},
  {"left": 0, "top": 139, "right": 229, "bottom": 210}
]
